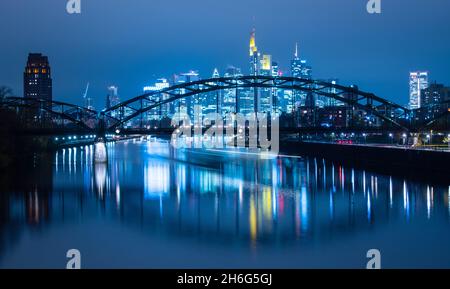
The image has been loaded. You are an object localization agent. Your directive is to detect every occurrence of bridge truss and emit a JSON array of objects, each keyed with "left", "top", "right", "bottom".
[{"left": 102, "top": 76, "right": 412, "bottom": 132}]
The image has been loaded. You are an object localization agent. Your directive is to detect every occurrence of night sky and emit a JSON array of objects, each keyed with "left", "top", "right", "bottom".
[{"left": 1, "top": 0, "right": 449, "bottom": 109}]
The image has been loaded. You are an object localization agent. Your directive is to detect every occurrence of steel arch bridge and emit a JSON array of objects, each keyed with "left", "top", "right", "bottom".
[
  {"left": 0, "top": 97, "right": 108, "bottom": 134},
  {"left": 102, "top": 76, "right": 412, "bottom": 131},
  {"left": 3, "top": 76, "right": 448, "bottom": 135}
]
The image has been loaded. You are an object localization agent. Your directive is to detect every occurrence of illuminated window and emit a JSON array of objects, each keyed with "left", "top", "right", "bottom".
[
  {"left": 42, "top": 69, "right": 47, "bottom": 74},
  {"left": 34, "top": 68, "right": 39, "bottom": 73}
]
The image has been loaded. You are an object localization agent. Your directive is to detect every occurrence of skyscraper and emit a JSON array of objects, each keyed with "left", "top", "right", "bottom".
[
  {"left": 173, "top": 70, "right": 200, "bottom": 118},
  {"left": 421, "top": 82, "right": 450, "bottom": 118},
  {"left": 143, "top": 79, "right": 170, "bottom": 118},
  {"left": 204, "top": 69, "right": 221, "bottom": 115},
  {"left": 107, "top": 86, "right": 120, "bottom": 107},
  {"left": 290, "top": 43, "right": 312, "bottom": 108},
  {"left": 23, "top": 53, "right": 52, "bottom": 101},
  {"left": 249, "top": 29, "right": 259, "bottom": 76},
  {"left": 105, "top": 85, "right": 121, "bottom": 120},
  {"left": 223, "top": 66, "right": 243, "bottom": 115},
  {"left": 291, "top": 43, "right": 302, "bottom": 78},
  {"left": 409, "top": 71, "right": 429, "bottom": 109}
]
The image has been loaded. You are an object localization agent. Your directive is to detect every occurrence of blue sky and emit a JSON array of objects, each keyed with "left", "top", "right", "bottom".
[{"left": 0, "top": 0, "right": 449, "bottom": 109}]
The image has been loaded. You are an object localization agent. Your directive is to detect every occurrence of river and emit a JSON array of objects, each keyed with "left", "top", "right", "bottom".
[{"left": 0, "top": 139, "right": 449, "bottom": 268}]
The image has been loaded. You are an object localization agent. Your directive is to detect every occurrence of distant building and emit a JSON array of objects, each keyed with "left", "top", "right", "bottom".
[
  {"left": 421, "top": 82, "right": 450, "bottom": 118},
  {"left": 317, "top": 106, "right": 349, "bottom": 128},
  {"left": 409, "top": 71, "right": 429, "bottom": 109},
  {"left": 204, "top": 69, "right": 221, "bottom": 115},
  {"left": 143, "top": 79, "right": 171, "bottom": 119},
  {"left": 105, "top": 85, "right": 120, "bottom": 110},
  {"left": 291, "top": 43, "right": 302, "bottom": 78},
  {"left": 143, "top": 78, "right": 170, "bottom": 93},
  {"left": 249, "top": 29, "right": 259, "bottom": 76},
  {"left": 24, "top": 53, "right": 52, "bottom": 102},
  {"left": 172, "top": 70, "right": 200, "bottom": 118},
  {"left": 258, "top": 54, "right": 273, "bottom": 112},
  {"left": 222, "top": 66, "right": 243, "bottom": 115},
  {"left": 290, "top": 43, "right": 312, "bottom": 109}
]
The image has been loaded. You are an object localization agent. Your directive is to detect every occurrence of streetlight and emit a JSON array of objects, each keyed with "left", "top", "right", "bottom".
[{"left": 389, "top": 133, "right": 394, "bottom": 144}]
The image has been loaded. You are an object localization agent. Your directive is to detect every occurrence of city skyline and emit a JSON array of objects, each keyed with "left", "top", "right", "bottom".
[
  {"left": 1, "top": 0, "right": 450, "bottom": 272},
  {"left": 1, "top": 0, "right": 449, "bottom": 109}
]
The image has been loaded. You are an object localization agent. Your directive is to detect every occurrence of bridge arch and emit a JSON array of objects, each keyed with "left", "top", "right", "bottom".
[
  {"left": 102, "top": 76, "right": 411, "bottom": 131},
  {"left": 0, "top": 96, "right": 100, "bottom": 131}
]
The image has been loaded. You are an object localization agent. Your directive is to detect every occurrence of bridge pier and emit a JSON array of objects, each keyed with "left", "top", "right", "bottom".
[
  {"left": 94, "top": 115, "right": 108, "bottom": 163},
  {"left": 94, "top": 137, "right": 107, "bottom": 163}
]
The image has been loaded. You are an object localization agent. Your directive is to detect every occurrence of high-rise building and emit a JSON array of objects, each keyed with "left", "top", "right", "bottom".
[
  {"left": 409, "top": 71, "right": 429, "bottom": 109},
  {"left": 222, "top": 66, "right": 243, "bottom": 115},
  {"left": 290, "top": 43, "right": 312, "bottom": 108},
  {"left": 291, "top": 43, "right": 302, "bottom": 78},
  {"left": 204, "top": 69, "right": 221, "bottom": 115},
  {"left": 173, "top": 70, "right": 200, "bottom": 118},
  {"left": 143, "top": 79, "right": 171, "bottom": 119},
  {"left": 258, "top": 54, "right": 273, "bottom": 113},
  {"left": 421, "top": 82, "right": 450, "bottom": 117},
  {"left": 249, "top": 29, "right": 259, "bottom": 76},
  {"left": 23, "top": 53, "right": 52, "bottom": 102},
  {"left": 271, "top": 61, "right": 282, "bottom": 114},
  {"left": 106, "top": 85, "right": 120, "bottom": 119},
  {"left": 107, "top": 86, "right": 120, "bottom": 107}
]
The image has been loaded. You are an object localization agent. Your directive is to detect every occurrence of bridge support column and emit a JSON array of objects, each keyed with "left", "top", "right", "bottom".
[
  {"left": 94, "top": 138, "right": 107, "bottom": 163},
  {"left": 94, "top": 114, "right": 108, "bottom": 163}
]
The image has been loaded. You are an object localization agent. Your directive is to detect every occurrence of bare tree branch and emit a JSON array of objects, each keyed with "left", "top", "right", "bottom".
[{"left": 0, "top": 86, "right": 13, "bottom": 100}]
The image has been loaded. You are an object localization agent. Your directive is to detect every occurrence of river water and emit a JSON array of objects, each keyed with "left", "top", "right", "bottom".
[{"left": 0, "top": 139, "right": 449, "bottom": 268}]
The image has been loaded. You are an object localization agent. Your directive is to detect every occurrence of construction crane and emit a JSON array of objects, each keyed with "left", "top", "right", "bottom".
[{"left": 82, "top": 83, "right": 93, "bottom": 110}]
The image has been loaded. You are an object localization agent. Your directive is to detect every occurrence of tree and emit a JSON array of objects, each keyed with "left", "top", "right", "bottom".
[{"left": 0, "top": 86, "right": 13, "bottom": 101}]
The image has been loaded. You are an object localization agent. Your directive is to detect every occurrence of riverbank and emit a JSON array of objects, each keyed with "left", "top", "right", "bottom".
[{"left": 281, "top": 140, "right": 450, "bottom": 182}]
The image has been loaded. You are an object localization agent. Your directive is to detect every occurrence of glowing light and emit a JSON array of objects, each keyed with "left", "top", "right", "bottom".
[{"left": 94, "top": 141, "right": 107, "bottom": 163}]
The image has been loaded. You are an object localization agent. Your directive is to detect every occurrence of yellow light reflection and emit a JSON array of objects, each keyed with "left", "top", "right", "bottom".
[{"left": 250, "top": 195, "right": 257, "bottom": 244}]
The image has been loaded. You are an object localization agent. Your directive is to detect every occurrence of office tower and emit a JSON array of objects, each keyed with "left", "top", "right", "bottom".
[
  {"left": 107, "top": 86, "right": 120, "bottom": 107},
  {"left": 290, "top": 43, "right": 312, "bottom": 108},
  {"left": 106, "top": 86, "right": 120, "bottom": 119},
  {"left": 249, "top": 29, "right": 259, "bottom": 76},
  {"left": 24, "top": 53, "right": 52, "bottom": 102},
  {"left": 105, "top": 94, "right": 111, "bottom": 110},
  {"left": 173, "top": 70, "right": 200, "bottom": 118},
  {"left": 204, "top": 69, "right": 221, "bottom": 115},
  {"left": 291, "top": 43, "right": 302, "bottom": 79},
  {"left": 143, "top": 78, "right": 170, "bottom": 118},
  {"left": 421, "top": 82, "right": 450, "bottom": 117},
  {"left": 409, "top": 71, "right": 429, "bottom": 109},
  {"left": 259, "top": 55, "right": 272, "bottom": 76},
  {"left": 257, "top": 54, "right": 272, "bottom": 113},
  {"left": 222, "top": 66, "right": 243, "bottom": 115},
  {"left": 327, "top": 79, "right": 340, "bottom": 106},
  {"left": 271, "top": 62, "right": 282, "bottom": 114}
]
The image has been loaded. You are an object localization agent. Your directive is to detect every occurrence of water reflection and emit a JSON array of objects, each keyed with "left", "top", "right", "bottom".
[{"left": 1, "top": 139, "right": 450, "bottom": 267}]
